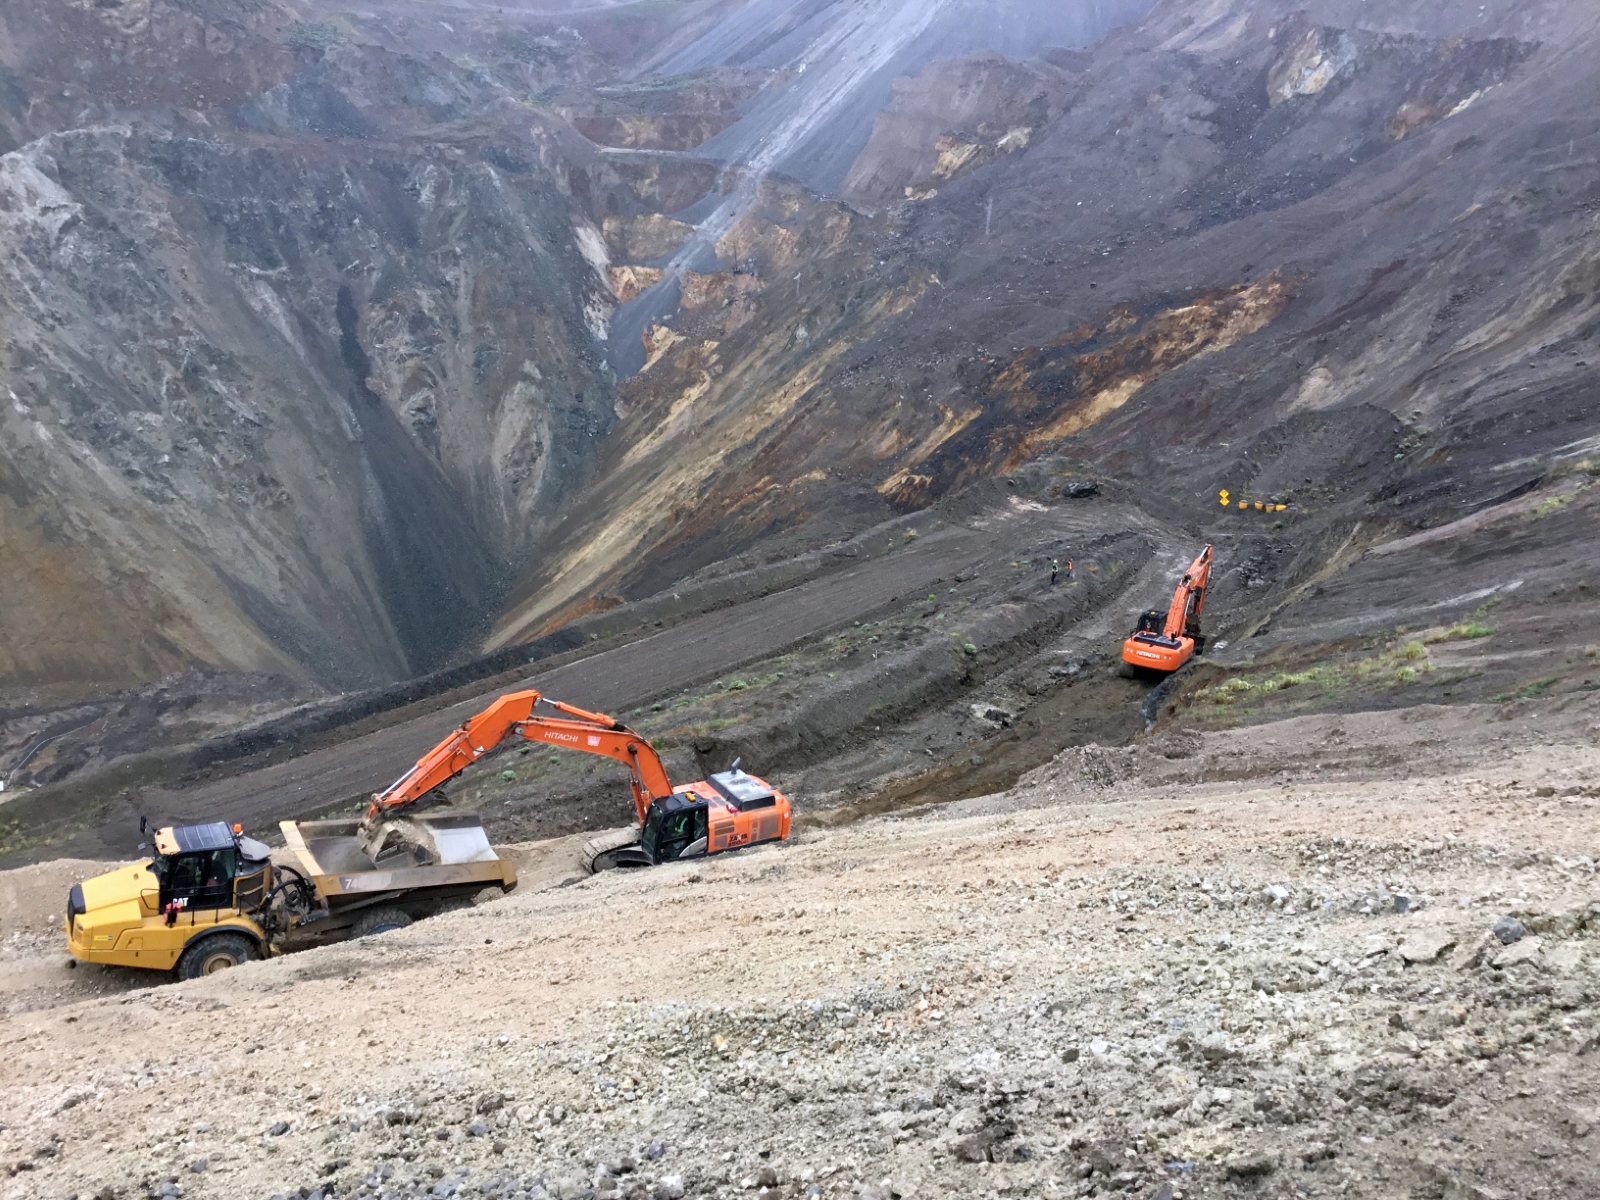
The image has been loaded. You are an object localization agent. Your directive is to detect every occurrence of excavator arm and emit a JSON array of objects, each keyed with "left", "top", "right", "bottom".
[
  {"left": 1162, "top": 544, "right": 1212, "bottom": 640},
  {"left": 363, "top": 689, "right": 675, "bottom": 828},
  {"left": 1122, "top": 543, "right": 1214, "bottom": 673}
]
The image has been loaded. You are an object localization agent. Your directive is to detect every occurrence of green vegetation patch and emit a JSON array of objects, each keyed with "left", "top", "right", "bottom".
[
  {"left": 1431, "top": 621, "right": 1496, "bottom": 641},
  {"left": 1196, "top": 638, "right": 1441, "bottom": 711},
  {"left": 283, "top": 21, "right": 346, "bottom": 51},
  {"left": 173, "top": 0, "right": 265, "bottom": 29}
]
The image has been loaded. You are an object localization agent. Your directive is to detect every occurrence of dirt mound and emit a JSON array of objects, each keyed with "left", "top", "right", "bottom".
[{"left": 0, "top": 857, "right": 122, "bottom": 937}]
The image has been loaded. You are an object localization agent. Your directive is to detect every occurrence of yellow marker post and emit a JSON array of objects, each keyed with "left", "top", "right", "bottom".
[{"left": 1219, "top": 489, "right": 1230, "bottom": 507}]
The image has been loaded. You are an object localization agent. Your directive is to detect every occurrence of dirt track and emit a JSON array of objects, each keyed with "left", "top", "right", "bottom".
[
  {"left": 2, "top": 697, "right": 1596, "bottom": 1200},
  {"left": 19, "top": 499, "right": 1179, "bottom": 861}
]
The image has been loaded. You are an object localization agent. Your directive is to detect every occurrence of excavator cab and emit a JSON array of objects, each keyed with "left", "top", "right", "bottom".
[
  {"left": 1134, "top": 609, "right": 1167, "bottom": 636},
  {"left": 640, "top": 797, "right": 710, "bottom": 864}
]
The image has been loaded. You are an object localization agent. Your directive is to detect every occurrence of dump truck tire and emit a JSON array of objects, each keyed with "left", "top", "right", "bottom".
[
  {"left": 176, "top": 932, "right": 258, "bottom": 980},
  {"left": 352, "top": 907, "right": 413, "bottom": 938}
]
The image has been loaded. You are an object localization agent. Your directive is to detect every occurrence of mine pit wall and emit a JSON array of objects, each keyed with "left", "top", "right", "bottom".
[
  {"left": 0, "top": 122, "right": 615, "bottom": 692},
  {"left": 684, "top": 532, "right": 1152, "bottom": 793}
]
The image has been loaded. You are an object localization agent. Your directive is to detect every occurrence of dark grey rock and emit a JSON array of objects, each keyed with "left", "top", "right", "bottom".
[
  {"left": 1494, "top": 916, "right": 1526, "bottom": 945},
  {"left": 268, "top": 1121, "right": 290, "bottom": 1137},
  {"left": 1224, "top": 1151, "right": 1276, "bottom": 1178}
]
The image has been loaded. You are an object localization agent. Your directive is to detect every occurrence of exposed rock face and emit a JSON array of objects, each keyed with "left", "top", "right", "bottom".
[
  {"left": 556, "top": 67, "right": 775, "bottom": 151},
  {"left": 5, "top": 0, "right": 1600, "bottom": 711},
  {"left": 0, "top": 0, "right": 627, "bottom": 688},
  {"left": 842, "top": 52, "right": 1074, "bottom": 205},
  {"left": 493, "top": 0, "right": 1600, "bottom": 656},
  {"left": 602, "top": 212, "right": 697, "bottom": 261}
]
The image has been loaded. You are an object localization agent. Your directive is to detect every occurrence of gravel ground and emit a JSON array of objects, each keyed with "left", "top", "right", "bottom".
[{"left": 1, "top": 703, "right": 1596, "bottom": 1200}]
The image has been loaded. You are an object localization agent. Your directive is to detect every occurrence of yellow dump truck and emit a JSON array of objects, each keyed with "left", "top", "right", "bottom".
[{"left": 64, "top": 814, "right": 516, "bottom": 979}]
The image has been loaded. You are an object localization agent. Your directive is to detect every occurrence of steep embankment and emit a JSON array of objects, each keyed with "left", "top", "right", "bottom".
[
  {"left": 0, "top": 0, "right": 645, "bottom": 690},
  {"left": 2, "top": 700, "right": 1597, "bottom": 1200},
  {"left": 492, "top": 0, "right": 1600, "bottom": 674}
]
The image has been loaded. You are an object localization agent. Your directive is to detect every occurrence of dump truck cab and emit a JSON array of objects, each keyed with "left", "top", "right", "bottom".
[
  {"left": 66, "top": 814, "right": 518, "bottom": 981},
  {"left": 65, "top": 821, "right": 272, "bottom": 977}
]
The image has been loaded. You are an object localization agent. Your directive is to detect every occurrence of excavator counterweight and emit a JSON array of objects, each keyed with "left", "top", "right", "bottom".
[{"left": 1122, "top": 544, "right": 1213, "bottom": 674}]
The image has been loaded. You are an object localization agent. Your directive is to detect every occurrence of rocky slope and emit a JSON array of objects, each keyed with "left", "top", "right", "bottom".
[
  {"left": 6, "top": 0, "right": 1600, "bottom": 848},
  {"left": 0, "top": 0, "right": 660, "bottom": 692},
  {"left": 491, "top": 0, "right": 1600, "bottom": 669},
  {"left": 1, "top": 698, "right": 1596, "bottom": 1200}
]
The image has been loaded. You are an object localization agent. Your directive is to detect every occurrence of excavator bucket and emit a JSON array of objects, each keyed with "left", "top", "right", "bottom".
[{"left": 358, "top": 814, "right": 498, "bottom": 868}]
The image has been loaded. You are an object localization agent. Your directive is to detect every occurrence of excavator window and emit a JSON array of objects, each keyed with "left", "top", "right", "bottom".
[
  {"left": 1135, "top": 610, "right": 1165, "bottom": 635},
  {"left": 642, "top": 803, "right": 708, "bottom": 863}
]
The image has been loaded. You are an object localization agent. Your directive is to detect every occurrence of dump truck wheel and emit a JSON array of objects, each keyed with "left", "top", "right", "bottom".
[
  {"left": 177, "top": 932, "right": 258, "bottom": 980},
  {"left": 351, "top": 907, "right": 413, "bottom": 938}
]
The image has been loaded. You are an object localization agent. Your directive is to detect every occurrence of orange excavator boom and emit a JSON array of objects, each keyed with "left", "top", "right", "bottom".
[
  {"left": 1162, "top": 543, "right": 1212, "bottom": 640},
  {"left": 364, "top": 689, "right": 673, "bottom": 827},
  {"left": 1121, "top": 544, "right": 1213, "bottom": 673}
]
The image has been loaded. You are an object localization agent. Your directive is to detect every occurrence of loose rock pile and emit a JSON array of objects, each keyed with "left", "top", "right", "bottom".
[{"left": 1, "top": 714, "right": 1596, "bottom": 1200}]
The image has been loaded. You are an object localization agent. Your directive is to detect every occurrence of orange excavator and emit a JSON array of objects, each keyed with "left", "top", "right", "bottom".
[
  {"left": 358, "top": 689, "right": 791, "bottom": 872},
  {"left": 1121, "top": 544, "right": 1213, "bottom": 674}
]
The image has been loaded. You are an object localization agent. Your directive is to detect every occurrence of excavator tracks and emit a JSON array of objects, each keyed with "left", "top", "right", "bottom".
[{"left": 578, "top": 828, "right": 649, "bottom": 873}]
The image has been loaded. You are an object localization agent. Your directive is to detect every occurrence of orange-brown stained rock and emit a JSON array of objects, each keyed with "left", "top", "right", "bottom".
[
  {"left": 602, "top": 214, "right": 695, "bottom": 261},
  {"left": 1003, "top": 272, "right": 1299, "bottom": 466},
  {"left": 874, "top": 273, "right": 1299, "bottom": 506},
  {"left": 680, "top": 271, "right": 763, "bottom": 312},
  {"left": 530, "top": 593, "right": 626, "bottom": 638},
  {"left": 571, "top": 114, "right": 737, "bottom": 151},
  {"left": 608, "top": 265, "right": 665, "bottom": 303}
]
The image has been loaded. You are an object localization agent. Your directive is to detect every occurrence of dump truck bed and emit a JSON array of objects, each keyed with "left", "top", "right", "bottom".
[{"left": 278, "top": 814, "right": 515, "bottom": 941}]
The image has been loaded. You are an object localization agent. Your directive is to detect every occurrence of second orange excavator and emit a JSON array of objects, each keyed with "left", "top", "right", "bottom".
[
  {"left": 1121, "top": 544, "right": 1213, "bottom": 674},
  {"left": 358, "top": 689, "right": 791, "bottom": 872}
]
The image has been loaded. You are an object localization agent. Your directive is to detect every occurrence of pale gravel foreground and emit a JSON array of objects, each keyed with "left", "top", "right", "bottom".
[{"left": 2, "top": 705, "right": 1598, "bottom": 1200}]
